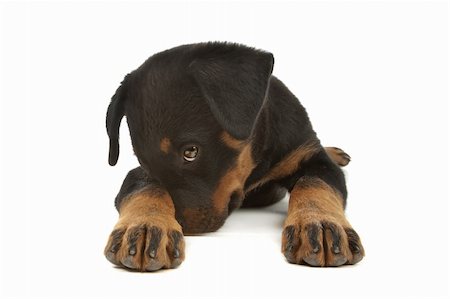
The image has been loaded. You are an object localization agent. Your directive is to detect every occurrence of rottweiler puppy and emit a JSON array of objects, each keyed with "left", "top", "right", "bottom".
[{"left": 104, "top": 42, "right": 364, "bottom": 271}]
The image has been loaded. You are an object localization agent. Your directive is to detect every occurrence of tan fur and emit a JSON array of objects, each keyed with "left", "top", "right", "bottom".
[
  {"left": 105, "top": 187, "right": 184, "bottom": 271},
  {"left": 180, "top": 133, "right": 251, "bottom": 233},
  {"left": 217, "top": 133, "right": 322, "bottom": 213},
  {"left": 181, "top": 208, "right": 205, "bottom": 234},
  {"left": 118, "top": 188, "right": 172, "bottom": 216},
  {"left": 221, "top": 131, "right": 245, "bottom": 150},
  {"left": 213, "top": 135, "right": 255, "bottom": 213},
  {"left": 300, "top": 224, "right": 326, "bottom": 265},
  {"left": 181, "top": 207, "right": 228, "bottom": 235},
  {"left": 159, "top": 137, "right": 171, "bottom": 154},
  {"left": 285, "top": 178, "right": 348, "bottom": 227},
  {"left": 325, "top": 147, "right": 350, "bottom": 166},
  {"left": 247, "top": 140, "right": 321, "bottom": 192},
  {"left": 322, "top": 224, "right": 350, "bottom": 266},
  {"left": 282, "top": 178, "right": 356, "bottom": 266}
]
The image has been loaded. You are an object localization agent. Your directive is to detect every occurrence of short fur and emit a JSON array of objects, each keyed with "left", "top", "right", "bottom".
[{"left": 104, "top": 42, "right": 364, "bottom": 271}]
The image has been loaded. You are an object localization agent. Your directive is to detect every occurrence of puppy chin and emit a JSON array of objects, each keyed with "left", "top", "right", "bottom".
[{"left": 181, "top": 208, "right": 228, "bottom": 235}]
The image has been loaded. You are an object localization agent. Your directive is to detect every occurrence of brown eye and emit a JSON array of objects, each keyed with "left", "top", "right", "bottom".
[{"left": 183, "top": 146, "right": 198, "bottom": 162}]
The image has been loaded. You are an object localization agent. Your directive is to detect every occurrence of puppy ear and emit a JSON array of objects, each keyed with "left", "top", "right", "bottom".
[
  {"left": 189, "top": 44, "right": 274, "bottom": 140},
  {"left": 106, "top": 74, "right": 129, "bottom": 166}
]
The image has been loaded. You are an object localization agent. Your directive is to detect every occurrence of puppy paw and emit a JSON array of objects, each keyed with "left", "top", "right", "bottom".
[
  {"left": 282, "top": 217, "right": 364, "bottom": 267},
  {"left": 104, "top": 217, "right": 184, "bottom": 271},
  {"left": 325, "top": 147, "right": 351, "bottom": 167}
]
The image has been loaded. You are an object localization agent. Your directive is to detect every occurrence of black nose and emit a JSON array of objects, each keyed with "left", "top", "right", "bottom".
[{"left": 227, "top": 191, "right": 243, "bottom": 215}]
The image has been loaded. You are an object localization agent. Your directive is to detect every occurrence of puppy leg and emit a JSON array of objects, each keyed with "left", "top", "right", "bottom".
[
  {"left": 324, "top": 147, "right": 351, "bottom": 166},
  {"left": 281, "top": 150, "right": 364, "bottom": 267},
  {"left": 241, "top": 183, "right": 287, "bottom": 208},
  {"left": 104, "top": 167, "right": 185, "bottom": 271}
]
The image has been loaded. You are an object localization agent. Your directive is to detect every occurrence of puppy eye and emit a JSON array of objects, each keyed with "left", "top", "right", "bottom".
[{"left": 183, "top": 146, "right": 199, "bottom": 162}]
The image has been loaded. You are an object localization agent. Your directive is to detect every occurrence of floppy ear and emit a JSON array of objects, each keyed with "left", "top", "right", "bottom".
[
  {"left": 106, "top": 74, "right": 129, "bottom": 166},
  {"left": 189, "top": 45, "right": 274, "bottom": 140}
]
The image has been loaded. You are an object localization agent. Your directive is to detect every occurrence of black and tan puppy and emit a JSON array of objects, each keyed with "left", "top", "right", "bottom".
[{"left": 104, "top": 42, "right": 364, "bottom": 271}]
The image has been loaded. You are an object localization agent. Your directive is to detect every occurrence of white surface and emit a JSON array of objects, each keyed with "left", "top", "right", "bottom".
[{"left": 0, "top": 1, "right": 448, "bottom": 299}]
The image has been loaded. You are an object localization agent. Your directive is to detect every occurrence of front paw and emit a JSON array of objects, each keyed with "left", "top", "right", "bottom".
[
  {"left": 282, "top": 217, "right": 364, "bottom": 267},
  {"left": 104, "top": 217, "right": 184, "bottom": 271}
]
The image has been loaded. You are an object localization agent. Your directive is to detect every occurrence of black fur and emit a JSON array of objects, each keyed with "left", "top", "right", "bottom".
[
  {"left": 127, "top": 225, "right": 145, "bottom": 256},
  {"left": 106, "top": 74, "right": 130, "bottom": 166},
  {"left": 244, "top": 76, "right": 318, "bottom": 189},
  {"left": 345, "top": 228, "right": 361, "bottom": 253},
  {"left": 323, "top": 222, "right": 341, "bottom": 254},
  {"left": 114, "top": 167, "right": 162, "bottom": 210},
  {"left": 278, "top": 150, "right": 348, "bottom": 206},
  {"left": 228, "top": 191, "right": 243, "bottom": 214},
  {"left": 306, "top": 223, "right": 321, "bottom": 253},
  {"left": 109, "top": 228, "right": 125, "bottom": 254},
  {"left": 147, "top": 227, "right": 162, "bottom": 258},
  {"left": 189, "top": 44, "right": 274, "bottom": 139},
  {"left": 106, "top": 42, "right": 349, "bottom": 236},
  {"left": 169, "top": 231, "right": 183, "bottom": 258},
  {"left": 241, "top": 183, "right": 286, "bottom": 208},
  {"left": 283, "top": 225, "right": 297, "bottom": 263}
]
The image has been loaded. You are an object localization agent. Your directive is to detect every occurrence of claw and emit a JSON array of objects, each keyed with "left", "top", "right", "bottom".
[
  {"left": 146, "top": 226, "right": 162, "bottom": 258},
  {"left": 105, "top": 251, "right": 119, "bottom": 265},
  {"left": 122, "top": 256, "right": 137, "bottom": 269},
  {"left": 282, "top": 225, "right": 299, "bottom": 263},
  {"left": 173, "top": 249, "right": 180, "bottom": 259},
  {"left": 306, "top": 223, "right": 321, "bottom": 253},
  {"left": 303, "top": 254, "right": 320, "bottom": 267},
  {"left": 146, "top": 259, "right": 163, "bottom": 272},
  {"left": 345, "top": 227, "right": 364, "bottom": 265},
  {"left": 330, "top": 255, "right": 347, "bottom": 267},
  {"left": 109, "top": 228, "right": 126, "bottom": 253}
]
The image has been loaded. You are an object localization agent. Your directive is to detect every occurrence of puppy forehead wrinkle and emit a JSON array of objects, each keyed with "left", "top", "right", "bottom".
[{"left": 160, "top": 137, "right": 171, "bottom": 154}]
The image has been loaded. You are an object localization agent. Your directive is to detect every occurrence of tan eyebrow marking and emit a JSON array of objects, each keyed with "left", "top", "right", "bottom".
[{"left": 160, "top": 137, "right": 171, "bottom": 154}]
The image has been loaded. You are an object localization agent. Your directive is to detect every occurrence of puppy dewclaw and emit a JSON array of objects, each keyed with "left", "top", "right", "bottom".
[{"left": 104, "top": 42, "right": 364, "bottom": 271}]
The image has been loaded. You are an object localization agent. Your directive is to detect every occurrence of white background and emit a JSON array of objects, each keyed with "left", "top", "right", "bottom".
[{"left": 0, "top": 1, "right": 448, "bottom": 298}]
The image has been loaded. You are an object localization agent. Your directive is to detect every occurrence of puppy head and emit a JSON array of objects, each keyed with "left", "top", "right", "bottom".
[{"left": 106, "top": 42, "right": 273, "bottom": 234}]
